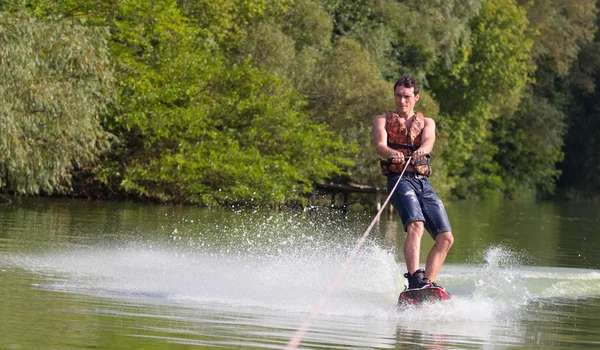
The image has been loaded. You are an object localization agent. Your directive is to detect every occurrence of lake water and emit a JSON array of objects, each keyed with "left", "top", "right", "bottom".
[{"left": 1, "top": 197, "right": 599, "bottom": 349}]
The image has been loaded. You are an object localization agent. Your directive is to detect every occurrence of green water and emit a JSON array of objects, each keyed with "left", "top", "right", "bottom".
[{"left": 1, "top": 197, "right": 600, "bottom": 349}]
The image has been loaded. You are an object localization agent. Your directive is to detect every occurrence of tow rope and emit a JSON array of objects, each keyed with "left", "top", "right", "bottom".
[{"left": 284, "top": 157, "right": 413, "bottom": 349}]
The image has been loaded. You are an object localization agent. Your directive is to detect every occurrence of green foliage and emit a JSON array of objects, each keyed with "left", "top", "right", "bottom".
[
  {"left": 301, "top": 38, "right": 391, "bottom": 186},
  {"left": 2, "top": 0, "right": 600, "bottom": 203},
  {"left": 559, "top": 20, "right": 600, "bottom": 199},
  {"left": 237, "top": 1, "right": 398, "bottom": 188},
  {"left": 237, "top": 0, "right": 332, "bottom": 92},
  {"left": 560, "top": 108, "right": 600, "bottom": 198},
  {"left": 178, "top": 0, "right": 292, "bottom": 49},
  {"left": 282, "top": 0, "right": 332, "bottom": 50},
  {"left": 430, "top": 0, "right": 534, "bottom": 198},
  {"left": 305, "top": 39, "right": 387, "bottom": 128},
  {"left": 101, "top": 0, "right": 349, "bottom": 204},
  {"left": 525, "top": 0, "right": 597, "bottom": 75},
  {"left": 319, "top": 0, "right": 386, "bottom": 38},
  {"left": 522, "top": 0, "right": 598, "bottom": 199},
  {"left": 387, "top": 0, "right": 483, "bottom": 80},
  {"left": 320, "top": 0, "right": 482, "bottom": 82},
  {"left": 119, "top": 58, "right": 351, "bottom": 204},
  {"left": 238, "top": 21, "right": 296, "bottom": 78},
  {"left": 492, "top": 92, "right": 565, "bottom": 198},
  {"left": 0, "top": 12, "right": 115, "bottom": 194}
]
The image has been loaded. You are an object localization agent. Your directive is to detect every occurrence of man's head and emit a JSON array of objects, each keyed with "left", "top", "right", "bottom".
[
  {"left": 393, "top": 75, "right": 420, "bottom": 96},
  {"left": 393, "top": 75, "right": 420, "bottom": 116}
]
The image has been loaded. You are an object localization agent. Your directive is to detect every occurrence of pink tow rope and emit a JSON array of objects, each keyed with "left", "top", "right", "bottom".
[{"left": 284, "top": 157, "right": 412, "bottom": 349}]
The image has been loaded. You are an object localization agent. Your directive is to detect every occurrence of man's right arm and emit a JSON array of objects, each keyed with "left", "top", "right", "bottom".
[{"left": 373, "top": 114, "right": 403, "bottom": 162}]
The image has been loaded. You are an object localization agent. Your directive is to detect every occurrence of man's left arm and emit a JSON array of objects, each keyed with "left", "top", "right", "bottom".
[{"left": 414, "top": 117, "right": 436, "bottom": 160}]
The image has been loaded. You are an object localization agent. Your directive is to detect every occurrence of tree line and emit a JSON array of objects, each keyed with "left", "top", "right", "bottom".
[{"left": 1, "top": 0, "right": 599, "bottom": 204}]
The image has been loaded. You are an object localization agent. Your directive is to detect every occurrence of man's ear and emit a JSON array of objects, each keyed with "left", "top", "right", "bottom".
[{"left": 415, "top": 93, "right": 420, "bottom": 103}]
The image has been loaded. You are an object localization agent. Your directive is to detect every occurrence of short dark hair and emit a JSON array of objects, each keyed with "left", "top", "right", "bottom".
[{"left": 394, "top": 75, "right": 420, "bottom": 95}]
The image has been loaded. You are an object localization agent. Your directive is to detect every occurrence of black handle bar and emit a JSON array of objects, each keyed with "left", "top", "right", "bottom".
[{"left": 387, "top": 153, "right": 431, "bottom": 162}]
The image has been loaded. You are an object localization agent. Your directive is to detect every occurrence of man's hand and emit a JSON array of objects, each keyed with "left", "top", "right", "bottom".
[
  {"left": 388, "top": 151, "right": 406, "bottom": 163},
  {"left": 412, "top": 149, "right": 429, "bottom": 162}
]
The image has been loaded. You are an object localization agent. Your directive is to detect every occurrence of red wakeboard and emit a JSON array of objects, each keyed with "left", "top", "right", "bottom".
[{"left": 398, "top": 286, "right": 451, "bottom": 305}]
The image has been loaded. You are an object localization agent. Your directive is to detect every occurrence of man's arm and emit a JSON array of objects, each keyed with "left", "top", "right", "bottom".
[
  {"left": 373, "top": 114, "right": 404, "bottom": 162},
  {"left": 413, "top": 117, "right": 436, "bottom": 160}
]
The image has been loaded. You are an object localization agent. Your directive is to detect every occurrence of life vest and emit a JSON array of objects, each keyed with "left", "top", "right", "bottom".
[{"left": 380, "top": 110, "right": 432, "bottom": 176}]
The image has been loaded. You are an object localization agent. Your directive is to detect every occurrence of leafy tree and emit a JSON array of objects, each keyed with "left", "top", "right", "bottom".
[
  {"left": 5, "top": 0, "right": 600, "bottom": 203},
  {"left": 523, "top": 0, "right": 597, "bottom": 75},
  {"left": 105, "top": 0, "right": 350, "bottom": 204},
  {"left": 519, "top": 0, "right": 598, "bottom": 198},
  {"left": 0, "top": 12, "right": 115, "bottom": 195},
  {"left": 301, "top": 38, "right": 390, "bottom": 185},
  {"left": 238, "top": 21, "right": 296, "bottom": 78},
  {"left": 282, "top": 0, "right": 332, "bottom": 51},
  {"left": 1, "top": 0, "right": 350, "bottom": 204},
  {"left": 319, "top": 0, "right": 482, "bottom": 82},
  {"left": 429, "top": 0, "right": 534, "bottom": 198},
  {"left": 492, "top": 91, "right": 566, "bottom": 198},
  {"left": 178, "top": 0, "right": 292, "bottom": 50},
  {"left": 237, "top": 1, "right": 397, "bottom": 188},
  {"left": 557, "top": 6, "right": 600, "bottom": 199},
  {"left": 236, "top": 0, "right": 333, "bottom": 97},
  {"left": 386, "top": 0, "right": 482, "bottom": 81}
]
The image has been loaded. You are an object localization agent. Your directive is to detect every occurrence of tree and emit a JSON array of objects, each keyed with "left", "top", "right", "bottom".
[
  {"left": 492, "top": 91, "right": 566, "bottom": 198},
  {"left": 0, "top": 0, "right": 350, "bottom": 204},
  {"left": 519, "top": 0, "right": 598, "bottom": 198},
  {"left": 178, "top": 0, "right": 292, "bottom": 51},
  {"left": 523, "top": 0, "right": 597, "bottom": 76},
  {"left": 0, "top": 13, "right": 115, "bottom": 194},
  {"left": 557, "top": 7, "right": 600, "bottom": 199},
  {"left": 101, "top": 0, "right": 350, "bottom": 204},
  {"left": 429, "top": 0, "right": 534, "bottom": 198}
]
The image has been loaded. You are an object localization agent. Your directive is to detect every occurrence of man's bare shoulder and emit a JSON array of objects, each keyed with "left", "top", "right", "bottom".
[
  {"left": 373, "top": 113, "right": 387, "bottom": 125},
  {"left": 422, "top": 116, "right": 436, "bottom": 127}
]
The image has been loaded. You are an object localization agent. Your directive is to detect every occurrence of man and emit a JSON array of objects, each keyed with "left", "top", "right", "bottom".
[{"left": 373, "top": 75, "right": 454, "bottom": 290}]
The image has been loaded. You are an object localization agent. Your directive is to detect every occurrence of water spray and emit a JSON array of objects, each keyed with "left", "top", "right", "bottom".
[{"left": 285, "top": 156, "right": 416, "bottom": 349}]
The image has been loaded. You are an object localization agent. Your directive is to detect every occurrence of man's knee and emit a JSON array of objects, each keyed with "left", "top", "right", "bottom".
[
  {"left": 435, "top": 231, "right": 454, "bottom": 250},
  {"left": 406, "top": 221, "right": 425, "bottom": 236}
]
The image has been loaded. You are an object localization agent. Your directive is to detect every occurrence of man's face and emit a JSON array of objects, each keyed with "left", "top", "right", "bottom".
[{"left": 394, "top": 86, "right": 419, "bottom": 115}]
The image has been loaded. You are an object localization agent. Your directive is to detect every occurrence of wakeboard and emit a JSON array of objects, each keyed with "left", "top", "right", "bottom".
[{"left": 398, "top": 286, "right": 451, "bottom": 306}]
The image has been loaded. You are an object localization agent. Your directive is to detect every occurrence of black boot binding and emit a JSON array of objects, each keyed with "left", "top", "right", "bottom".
[{"left": 403, "top": 268, "right": 426, "bottom": 289}]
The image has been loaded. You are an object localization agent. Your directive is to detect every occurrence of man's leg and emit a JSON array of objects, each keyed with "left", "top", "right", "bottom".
[
  {"left": 424, "top": 231, "right": 454, "bottom": 283},
  {"left": 404, "top": 221, "right": 425, "bottom": 274}
]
